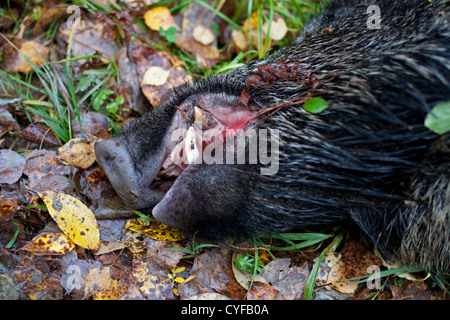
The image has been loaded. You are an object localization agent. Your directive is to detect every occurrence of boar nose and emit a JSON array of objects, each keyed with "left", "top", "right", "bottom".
[
  {"left": 95, "top": 139, "right": 129, "bottom": 175},
  {"left": 94, "top": 139, "right": 141, "bottom": 206}
]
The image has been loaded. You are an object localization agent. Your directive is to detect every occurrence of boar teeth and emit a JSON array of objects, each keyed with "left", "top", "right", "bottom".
[
  {"left": 194, "top": 106, "right": 206, "bottom": 129},
  {"left": 185, "top": 126, "right": 202, "bottom": 164}
]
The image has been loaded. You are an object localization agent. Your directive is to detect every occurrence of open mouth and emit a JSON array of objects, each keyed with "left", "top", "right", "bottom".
[{"left": 95, "top": 93, "right": 259, "bottom": 210}]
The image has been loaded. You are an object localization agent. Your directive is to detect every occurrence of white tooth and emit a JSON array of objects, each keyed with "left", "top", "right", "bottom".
[
  {"left": 194, "top": 106, "right": 205, "bottom": 129},
  {"left": 169, "top": 140, "right": 186, "bottom": 166},
  {"left": 185, "top": 126, "right": 202, "bottom": 164}
]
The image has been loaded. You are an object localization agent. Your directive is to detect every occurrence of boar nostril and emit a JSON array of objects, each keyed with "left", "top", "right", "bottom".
[{"left": 95, "top": 140, "right": 122, "bottom": 172}]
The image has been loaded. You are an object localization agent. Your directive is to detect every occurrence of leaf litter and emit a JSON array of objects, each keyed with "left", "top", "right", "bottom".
[{"left": 0, "top": 0, "right": 446, "bottom": 302}]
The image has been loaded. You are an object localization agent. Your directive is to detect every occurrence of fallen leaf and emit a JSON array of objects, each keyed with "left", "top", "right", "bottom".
[
  {"left": 0, "top": 194, "right": 23, "bottom": 223},
  {"left": 193, "top": 24, "right": 216, "bottom": 45},
  {"left": 12, "top": 265, "right": 63, "bottom": 300},
  {"left": 2, "top": 39, "right": 49, "bottom": 73},
  {"left": 327, "top": 255, "right": 359, "bottom": 294},
  {"left": 93, "top": 241, "right": 127, "bottom": 256},
  {"left": 124, "top": 218, "right": 186, "bottom": 241},
  {"left": 27, "top": 172, "right": 74, "bottom": 194},
  {"left": 24, "top": 149, "right": 70, "bottom": 176},
  {"left": 32, "top": 5, "right": 68, "bottom": 36},
  {"left": 60, "top": 259, "right": 103, "bottom": 296},
  {"left": 262, "top": 16, "right": 288, "bottom": 41},
  {"left": 116, "top": 47, "right": 150, "bottom": 115},
  {"left": 144, "top": 6, "right": 178, "bottom": 32},
  {"left": 0, "top": 149, "right": 26, "bottom": 184},
  {"left": 0, "top": 108, "right": 20, "bottom": 135},
  {"left": 258, "top": 258, "right": 309, "bottom": 300},
  {"left": 186, "top": 293, "right": 231, "bottom": 300},
  {"left": 246, "top": 282, "right": 286, "bottom": 300},
  {"left": 37, "top": 190, "right": 101, "bottom": 251},
  {"left": 142, "top": 66, "right": 170, "bottom": 86},
  {"left": 340, "top": 238, "right": 382, "bottom": 279},
  {"left": 132, "top": 45, "right": 191, "bottom": 106},
  {"left": 178, "top": 248, "right": 246, "bottom": 300},
  {"left": 18, "top": 123, "right": 61, "bottom": 147},
  {"left": 20, "top": 232, "right": 75, "bottom": 256},
  {"left": 57, "top": 138, "right": 96, "bottom": 169},
  {"left": 84, "top": 267, "right": 120, "bottom": 300},
  {"left": 175, "top": 2, "right": 220, "bottom": 68},
  {"left": 231, "top": 29, "right": 250, "bottom": 51},
  {"left": 71, "top": 112, "right": 111, "bottom": 140},
  {"left": 58, "top": 20, "right": 117, "bottom": 67},
  {"left": 132, "top": 254, "right": 175, "bottom": 300}
]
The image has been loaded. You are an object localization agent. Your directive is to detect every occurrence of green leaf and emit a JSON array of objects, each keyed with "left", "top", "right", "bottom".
[
  {"left": 105, "top": 101, "right": 118, "bottom": 114},
  {"left": 93, "top": 88, "right": 114, "bottom": 111},
  {"left": 166, "top": 35, "right": 177, "bottom": 42},
  {"left": 166, "top": 26, "right": 177, "bottom": 36},
  {"left": 114, "top": 94, "right": 125, "bottom": 105},
  {"left": 424, "top": 101, "right": 450, "bottom": 135},
  {"left": 302, "top": 97, "right": 329, "bottom": 114}
]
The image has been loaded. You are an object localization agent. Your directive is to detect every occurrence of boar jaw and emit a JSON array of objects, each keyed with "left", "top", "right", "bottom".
[{"left": 95, "top": 110, "right": 188, "bottom": 209}]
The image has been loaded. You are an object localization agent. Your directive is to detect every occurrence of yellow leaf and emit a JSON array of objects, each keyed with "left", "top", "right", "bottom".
[
  {"left": 132, "top": 254, "right": 173, "bottom": 299},
  {"left": 21, "top": 232, "right": 75, "bottom": 256},
  {"left": 84, "top": 267, "right": 119, "bottom": 300},
  {"left": 125, "top": 218, "right": 186, "bottom": 241},
  {"left": 37, "top": 191, "right": 100, "bottom": 251},
  {"left": 144, "top": 6, "right": 177, "bottom": 31}
]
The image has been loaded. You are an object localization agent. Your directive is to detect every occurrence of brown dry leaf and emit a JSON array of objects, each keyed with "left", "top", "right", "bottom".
[
  {"left": 0, "top": 149, "right": 26, "bottom": 184},
  {"left": 258, "top": 258, "right": 309, "bottom": 300},
  {"left": 186, "top": 293, "right": 231, "bottom": 300},
  {"left": 390, "top": 281, "right": 433, "bottom": 300},
  {"left": 132, "top": 254, "right": 175, "bottom": 300},
  {"left": 132, "top": 45, "right": 191, "bottom": 106},
  {"left": 12, "top": 265, "right": 63, "bottom": 300},
  {"left": 246, "top": 282, "right": 286, "bottom": 300},
  {"left": 18, "top": 123, "right": 60, "bottom": 147},
  {"left": 24, "top": 149, "right": 70, "bottom": 176},
  {"left": 2, "top": 39, "right": 48, "bottom": 73},
  {"left": 0, "top": 193, "right": 23, "bottom": 223},
  {"left": 327, "top": 254, "right": 359, "bottom": 294},
  {"left": 116, "top": 47, "right": 150, "bottom": 115},
  {"left": 175, "top": 1, "right": 220, "bottom": 68},
  {"left": 0, "top": 107, "right": 20, "bottom": 135},
  {"left": 124, "top": 218, "right": 186, "bottom": 241},
  {"left": 20, "top": 232, "right": 75, "bottom": 256},
  {"left": 340, "top": 238, "right": 383, "bottom": 279},
  {"left": 23, "top": 149, "right": 73, "bottom": 193},
  {"left": 71, "top": 112, "right": 111, "bottom": 140},
  {"left": 37, "top": 190, "right": 101, "bottom": 251},
  {"left": 93, "top": 241, "right": 127, "bottom": 256},
  {"left": 32, "top": 5, "right": 68, "bottom": 36},
  {"left": 178, "top": 248, "right": 246, "bottom": 300},
  {"left": 79, "top": 166, "right": 112, "bottom": 205},
  {"left": 58, "top": 20, "right": 117, "bottom": 66},
  {"left": 57, "top": 138, "right": 96, "bottom": 169},
  {"left": 144, "top": 6, "right": 178, "bottom": 31},
  {"left": 84, "top": 267, "right": 120, "bottom": 300}
]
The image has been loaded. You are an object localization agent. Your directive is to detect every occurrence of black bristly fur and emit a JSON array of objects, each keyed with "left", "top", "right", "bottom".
[{"left": 96, "top": 0, "right": 450, "bottom": 273}]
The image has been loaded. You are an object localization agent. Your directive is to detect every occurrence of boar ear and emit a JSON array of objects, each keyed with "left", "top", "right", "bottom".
[{"left": 152, "top": 164, "right": 257, "bottom": 240}]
